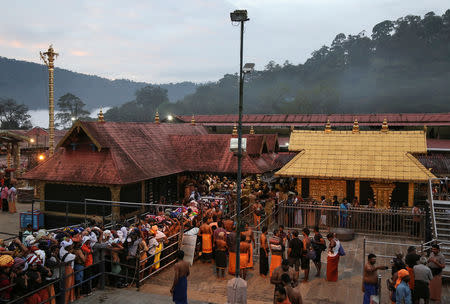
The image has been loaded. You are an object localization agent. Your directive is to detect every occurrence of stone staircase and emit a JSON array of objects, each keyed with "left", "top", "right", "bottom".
[{"left": 429, "top": 178, "right": 450, "bottom": 278}]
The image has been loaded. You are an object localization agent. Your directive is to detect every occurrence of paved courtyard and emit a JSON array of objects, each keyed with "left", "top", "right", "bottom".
[
  {"left": 0, "top": 201, "right": 30, "bottom": 238},
  {"left": 139, "top": 234, "right": 449, "bottom": 304}
]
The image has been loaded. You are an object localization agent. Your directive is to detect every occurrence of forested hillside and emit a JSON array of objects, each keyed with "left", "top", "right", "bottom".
[
  {"left": 0, "top": 57, "right": 197, "bottom": 109},
  {"left": 166, "top": 10, "right": 450, "bottom": 116}
]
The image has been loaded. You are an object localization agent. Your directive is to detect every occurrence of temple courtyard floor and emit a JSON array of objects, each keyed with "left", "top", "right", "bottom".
[{"left": 81, "top": 234, "right": 449, "bottom": 304}]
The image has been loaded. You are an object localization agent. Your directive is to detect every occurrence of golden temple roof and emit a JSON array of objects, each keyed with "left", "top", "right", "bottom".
[{"left": 276, "top": 130, "right": 435, "bottom": 182}]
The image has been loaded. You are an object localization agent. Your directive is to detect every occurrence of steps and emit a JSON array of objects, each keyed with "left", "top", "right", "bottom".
[{"left": 429, "top": 180, "right": 450, "bottom": 278}]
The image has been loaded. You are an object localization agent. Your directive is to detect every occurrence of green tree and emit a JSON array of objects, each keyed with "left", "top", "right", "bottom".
[
  {"left": 135, "top": 85, "right": 168, "bottom": 110},
  {"left": 0, "top": 98, "right": 32, "bottom": 129},
  {"left": 56, "top": 93, "right": 90, "bottom": 128}
]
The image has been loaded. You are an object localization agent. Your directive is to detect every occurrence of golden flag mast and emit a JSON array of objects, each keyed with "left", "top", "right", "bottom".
[{"left": 40, "top": 45, "right": 58, "bottom": 156}]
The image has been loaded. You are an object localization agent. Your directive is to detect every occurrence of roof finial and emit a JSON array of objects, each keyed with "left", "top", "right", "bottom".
[
  {"left": 352, "top": 117, "right": 359, "bottom": 133},
  {"left": 155, "top": 110, "right": 160, "bottom": 124},
  {"left": 232, "top": 122, "right": 237, "bottom": 136},
  {"left": 191, "top": 114, "right": 196, "bottom": 126},
  {"left": 325, "top": 119, "right": 332, "bottom": 133},
  {"left": 250, "top": 125, "right": 255, "bottom": 134},
  {"left": 97, "top": 108, "right": 105, "bottom": 123},
  {"left": 381, "top": 117, "right": 388, "bottom": 133}
]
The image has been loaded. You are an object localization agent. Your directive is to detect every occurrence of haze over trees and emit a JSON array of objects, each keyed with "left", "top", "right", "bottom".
[
  {"left": 0, "top": 98, "right": 32, "bottom": 129},
  {"left": 56, "top": 93, "right": 91, "bottom": 128},
  {"left": 0, "top": 57, "right": 198, "bottom": 110}
]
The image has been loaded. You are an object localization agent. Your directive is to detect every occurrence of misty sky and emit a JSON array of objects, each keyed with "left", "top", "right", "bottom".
[{"left": 1, "top": 0, "right": 448, "bottom": 83}]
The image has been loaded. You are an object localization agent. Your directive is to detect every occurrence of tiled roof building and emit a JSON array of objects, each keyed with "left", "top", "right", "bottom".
[{"left": 276, "top": 121, "right": 435, "bottom": 208}]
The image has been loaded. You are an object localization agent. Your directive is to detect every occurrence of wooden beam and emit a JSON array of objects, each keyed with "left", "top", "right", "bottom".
[{"left": 408, "top": 182, "right": 415, "bottom": 207}]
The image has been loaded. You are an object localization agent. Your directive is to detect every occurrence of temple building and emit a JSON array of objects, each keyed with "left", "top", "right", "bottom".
[
  {"left": 276, "top": 119, "right": 436, "bottom": 208},
  {"left": 21, "top": 116, "right": 287, "bottom": 226}
]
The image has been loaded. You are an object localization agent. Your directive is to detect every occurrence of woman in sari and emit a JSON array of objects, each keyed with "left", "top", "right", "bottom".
[{"left": 326, "top": 233, "right": 340, "bottom": 282}]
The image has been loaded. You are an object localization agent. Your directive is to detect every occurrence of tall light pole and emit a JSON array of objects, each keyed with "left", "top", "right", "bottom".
[
  {"left": 40, "top": 45, "right": 58, "bottom": 156},
  {"left": 230, "top": 9, "right": 250, "bottom": 278}
]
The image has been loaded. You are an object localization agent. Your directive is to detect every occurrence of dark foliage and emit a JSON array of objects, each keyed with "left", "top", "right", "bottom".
[{"left": 0, "top": 57, "right": 197, "bottom": 109}]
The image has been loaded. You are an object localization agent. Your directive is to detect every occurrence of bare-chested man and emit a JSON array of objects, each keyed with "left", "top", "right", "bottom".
[
  {"left": 223, "top": 215, "right": 234, "bottom": 232},
  {"left": 214, "top": 232, "right": 228, "bottom": 278},
  {"left": 281, "top": 273, "right": 303, "bottom": 304},
  {"left": 242, "top": 223, "right": 255, "bottom": 269},
  {"left": 271, "top": 259, "right": 297, "bottom": 302},
  {"left": 252, "top": 200, "right": 264, "bottom": 227},
  {"left": 260, "top": 226, "right": 269, "bottom": 277},
  {"left": 239, "top": 235, "right": 250, "bottom": 280},
  {"left": 199, "top": 217, "right": 213, "bottom": 262},
  {"left": 171, "top": 250, "right": 190, "bottom": 304}
]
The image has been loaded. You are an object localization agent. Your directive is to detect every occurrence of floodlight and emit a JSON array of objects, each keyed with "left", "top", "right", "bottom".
[
  {"left": 30, "top": 138, "right": 35, "bottom": 143},
  {"left": 167, "top": 115, "right": 173, "bottom": 121},
  {"left": 243, "top": 63, "right": 255, "bottom": 74},
  {"left": 230, "top": 10, "right": 249, "bottom": 22},
  {"left": 38, "top": 154, "right": 45, "bottom": 161}
]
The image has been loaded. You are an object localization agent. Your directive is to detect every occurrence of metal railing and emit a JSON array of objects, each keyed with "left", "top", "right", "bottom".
[{"left": 277, "top": 203, "right": 425, "bottom": 239}]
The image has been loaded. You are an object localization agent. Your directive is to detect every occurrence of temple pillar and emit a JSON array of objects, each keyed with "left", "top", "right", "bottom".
[
  {"left": 296, "top": 178, "right": 302, "bottom": 197},
  {"left": 408, "top": 183, "right": 415, "bottom": 207},
  {"left": 110, "top": 186, "right": 121, "bottom": 221},
  {"left": 13, "top": 143, "right": 20, "bottom": 177},
  {"left": 370, "top": 182, "right": 396, "bottom": 208},
  {"left": 6, "top": 143, "right": 11, "bottom": 169},
  {"left": 355, "top": 180, "right": 360, "bottom": 200}
]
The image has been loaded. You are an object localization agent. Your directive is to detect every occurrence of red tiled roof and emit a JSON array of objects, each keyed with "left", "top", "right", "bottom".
[
  {"left": 176, "top": 113, "right": 450, "bottom": 126},
  {"left": 22, "top": 122, "right": 208, "bottom": 185},
  {"left": 21, "top": 149, "right": 121, "bottom": 184},
  {"left": 26, "top": 127, "right": 48, "bottom": 137},
  {"left": 168, "top": 134, "right": 283, "bottom": 174},
  {"left": 427, "top": 139, "right": 450, "bottom": 150}
]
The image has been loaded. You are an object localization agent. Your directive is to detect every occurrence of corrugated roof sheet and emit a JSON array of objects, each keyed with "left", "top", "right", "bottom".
[
  {"left": 176, "top": 113, "right": 450, "bottom": 126},
  {"left": 427, "top": 139, "right": 450, "bottom": 150},
  {"left": 417, "top": 154, "right": 450, "bottom": 175},
  {"left": 276, "top": 130, "right": 435, "bottom": 182}
]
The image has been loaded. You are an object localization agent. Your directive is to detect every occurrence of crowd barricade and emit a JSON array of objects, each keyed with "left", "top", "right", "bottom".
[
  {"left": 277, "top": 203, "right": 426, "bottom": 239},
  {"left": 1, "top": 255, "right": 106, "bottom": 304}
]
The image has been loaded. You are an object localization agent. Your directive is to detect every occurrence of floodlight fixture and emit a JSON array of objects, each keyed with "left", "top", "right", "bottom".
[
  {"left": 38, "top": 154, "right": 45, "bottom": 161},
  {"left": 71, "top": 117, "right": 76, "bottom": 121},
  {"left": 30, "top": 138, "right": 35, "bottom": 143},
  {"left": 243, "top": 63, "right": 255, "bottom": 74},
  {"left": 230, "top": 10, "right": 249, "bottom": 22},
  {"left": 167, "top": 115, "right": 173, "bottom": 121}
]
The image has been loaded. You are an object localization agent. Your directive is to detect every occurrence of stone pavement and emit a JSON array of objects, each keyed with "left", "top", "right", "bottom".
[
  {"left": 0, "top": 201, "right": 29, "bottom": 238},
  {"left": 75, "top": 288, "right": 209, "bottom": 304},
  {"left": 140, "top": 234, "right": 449, "bottom": 304}
]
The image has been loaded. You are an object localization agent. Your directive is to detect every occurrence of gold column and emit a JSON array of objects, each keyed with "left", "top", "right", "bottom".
[
  {"left": 14, "top": 143, "right": 20, "bottom": 176},
  {"left": 296, "top": 178, "right": 302, "bottom": 197},
  {"left": 408, "top": 183, "right": 415, "bottom": 207},
  {"left": 110, "top": 186, "right": 121, "bottom": 221},
  {"left": 6, "top": 143, "right": 11, "bottom": 169},
  {"left": 355, "top": 180, "right": 360, "bottom": 200},
  {"left": 40, "top": 45, "right": 58, "bottom": 156}
]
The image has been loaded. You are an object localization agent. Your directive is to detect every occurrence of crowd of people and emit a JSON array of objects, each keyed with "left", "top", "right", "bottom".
[
  {"left": 0, "top": 180, "right": 17, "bottom": 214},
  {"left": 362, "top": 244, "right": 446, "bottom": 304},
  {"left": 0, "top": 186, "right": 232, "bottom": 304}
]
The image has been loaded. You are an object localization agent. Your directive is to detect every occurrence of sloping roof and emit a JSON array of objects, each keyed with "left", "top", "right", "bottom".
[
  {"left": 276, "top": 130, "right": 435, "bottom": 182},
  {"left": 168, "top": 134, "right": 283, "bottom": 174},
  {"left": 0, "top": 130, "right": 29, "bottom": 142},
  {"left": 176, "top": 113, "right": 450, "bottom": 126},
  {"left": 22, "top": 121, "right": 208, "bottom": 185}
]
